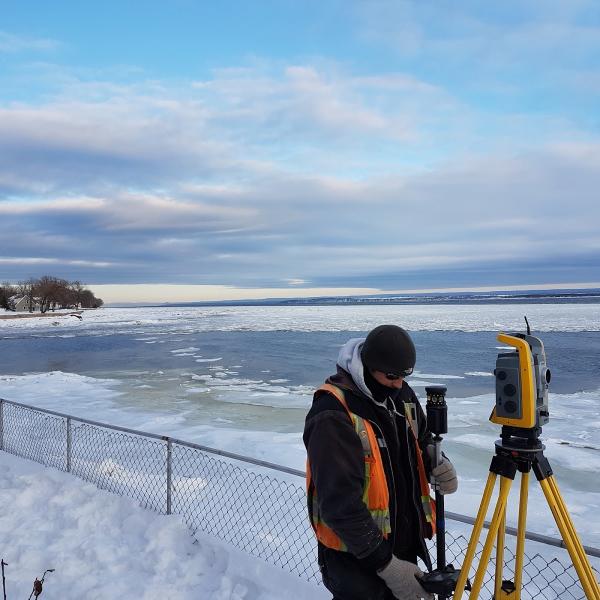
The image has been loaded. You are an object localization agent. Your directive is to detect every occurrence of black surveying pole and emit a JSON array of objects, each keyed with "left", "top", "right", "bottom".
[
  {"left": 419, "top": 385, "right": 464, "bottom": 599},
  {"left": 1, "top": 559, "right": 7, "bottom": 600},
  {"left": 426, "top": 386, "right": 449, "bottom": 580}
]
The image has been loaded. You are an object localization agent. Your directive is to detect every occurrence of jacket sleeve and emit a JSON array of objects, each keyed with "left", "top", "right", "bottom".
[{"left": 304, "top": 394, "right": 391, "bottom": 569}]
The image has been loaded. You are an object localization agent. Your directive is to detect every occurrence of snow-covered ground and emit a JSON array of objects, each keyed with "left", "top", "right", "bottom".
[{"left": 0, "top": 451, "right": 327, "bottom": 600}]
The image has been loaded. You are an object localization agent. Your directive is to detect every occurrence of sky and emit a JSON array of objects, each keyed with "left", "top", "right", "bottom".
[{"left": 1, "top": 1, "right": 599, "bottom": 303}]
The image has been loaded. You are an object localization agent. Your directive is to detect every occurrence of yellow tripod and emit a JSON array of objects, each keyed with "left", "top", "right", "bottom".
[{"left": 452, "top": 431, "right": 600, "bottom": 600}]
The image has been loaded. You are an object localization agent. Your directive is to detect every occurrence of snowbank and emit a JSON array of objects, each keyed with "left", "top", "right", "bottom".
[{"left": 0, "top": 452, "right": 327, "bottom": 600}]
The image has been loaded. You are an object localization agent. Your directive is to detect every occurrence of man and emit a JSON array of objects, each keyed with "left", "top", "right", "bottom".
[{"left": 304, "top": 324, "right": 458, "bottom": 600}]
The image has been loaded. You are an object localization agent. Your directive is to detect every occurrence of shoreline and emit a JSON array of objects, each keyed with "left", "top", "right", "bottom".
[{"left": 0, "top": 310, "right": 83, "bottom": 321}]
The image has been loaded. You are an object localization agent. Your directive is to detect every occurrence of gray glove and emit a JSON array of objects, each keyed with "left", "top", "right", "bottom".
[
  {"left": 427, "top": 445, "right": 458, "bottom": 495},
  {"left": 377, "top": 556, "right": 433, "bottom": 600}
]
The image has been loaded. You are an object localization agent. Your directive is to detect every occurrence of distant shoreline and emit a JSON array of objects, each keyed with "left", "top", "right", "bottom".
[{"left": 105, "top": 288, "right": 600, "bottom": 308}]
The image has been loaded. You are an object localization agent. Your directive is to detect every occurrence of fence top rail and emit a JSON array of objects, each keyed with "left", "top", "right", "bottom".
[{"left": 1, "top": 397, "right": 599, "bottom": 558}]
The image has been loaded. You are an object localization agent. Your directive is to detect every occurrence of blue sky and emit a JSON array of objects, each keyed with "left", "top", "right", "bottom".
[{"left": 1, "top": 1, "right": 599, "bottom": 302}]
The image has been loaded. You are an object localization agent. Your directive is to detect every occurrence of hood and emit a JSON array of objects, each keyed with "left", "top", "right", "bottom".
[{"left": 336, "top": 337, "right": 374, "bottom": 401}]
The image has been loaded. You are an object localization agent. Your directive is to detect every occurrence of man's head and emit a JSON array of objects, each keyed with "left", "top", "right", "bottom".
[{"left": 361, "top": 324, "right": 416, "bottom": 388}]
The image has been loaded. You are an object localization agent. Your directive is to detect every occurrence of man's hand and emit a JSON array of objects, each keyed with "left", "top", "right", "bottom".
[
  {"left": 377, "top": 557, "right": 434, "bottom": 600},
  {"left": 427, "top": 446, "right": 458, "bottom": 495}
]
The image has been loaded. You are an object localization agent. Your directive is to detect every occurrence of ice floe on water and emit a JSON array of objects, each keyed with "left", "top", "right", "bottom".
[
  {"left": 170, "top": 347, "right": 200, "bottom": 353},
  {"left": 2, "top": 303, "right": 600, "bottom": 337}
]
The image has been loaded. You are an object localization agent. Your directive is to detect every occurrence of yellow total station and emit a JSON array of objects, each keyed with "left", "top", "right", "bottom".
[
  {"left": 490, "top": 332, "right": 549, "bottom": 429},
  {"left": 453, "top": 328, "right": 599, "bottom": 600}
]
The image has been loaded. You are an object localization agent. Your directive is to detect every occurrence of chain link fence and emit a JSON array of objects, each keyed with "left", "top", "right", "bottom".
[{"left": 0, "top": 398, "right": 597, "bottom": 598}]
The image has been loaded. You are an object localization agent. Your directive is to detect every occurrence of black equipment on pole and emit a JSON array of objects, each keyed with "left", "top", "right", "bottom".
[
  {"left": 418, "top": 386, "right": 468, "bottom": 598},
  {"left": 1, "top": 559, "right": 7, "bottom": 600}
]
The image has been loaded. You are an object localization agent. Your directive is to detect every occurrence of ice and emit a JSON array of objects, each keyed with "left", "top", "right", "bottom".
[
  {"left": 170, "top": 347, "right": 200, "bottom": 353},
  {"left": 413, "top": 371, "right": 465, "bottom": 379},
  {"left": 2, "top": 303, "right": 600, "bottom": 337}
]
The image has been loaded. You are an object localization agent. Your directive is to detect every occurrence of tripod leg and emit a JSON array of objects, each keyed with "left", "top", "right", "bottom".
[
  {"left": 547, "top": 476, "right": 599, "bottom": 594},
  {"left": 452, "top": 471, "right": 498, "bottom": 600},
  {"left": 513, "top": 471, "right": 529, "bottom": 600},
  {"left": 540, "top": 477, "right": 600, "bottom": 600},
  {"left": 495, "top": 510, "right": 506, "bottom": 599},
  {"left": 469, "top": 476, "right": 514, "bottom": 599}
]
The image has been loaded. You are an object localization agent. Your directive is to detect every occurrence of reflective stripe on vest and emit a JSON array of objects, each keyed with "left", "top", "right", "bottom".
[
  {"left": 404, "top": 403, "right": 437, "bottom": 537},
  {"left": 306, "top": 383, "right": 391, "bottom": 552}
]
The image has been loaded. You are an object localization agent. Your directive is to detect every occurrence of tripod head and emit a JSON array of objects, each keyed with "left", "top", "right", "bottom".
[{"left": 490, "top": 318, "right": 551, "bottom": 431}]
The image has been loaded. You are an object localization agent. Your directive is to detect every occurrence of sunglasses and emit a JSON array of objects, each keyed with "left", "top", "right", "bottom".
[{"left": 383, "top": 367, "right": 413, "bottom": 380}]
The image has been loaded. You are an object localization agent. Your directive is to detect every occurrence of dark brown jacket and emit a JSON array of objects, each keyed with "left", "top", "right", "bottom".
[{"left": 304, "top": 366, "right": 434, "bottom": 572}]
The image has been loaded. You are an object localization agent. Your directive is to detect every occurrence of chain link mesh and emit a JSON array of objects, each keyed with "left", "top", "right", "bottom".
[
  {"left": 70, "top": 421, "right": 167, "bottom": 513},
  {"left": 1, "top": 401, "right": 67, "bottom": 470},
  {"left": 171, "top": 443, "right": 320, "bottom": 582},
  {"left": 432, "top": 531, "right": 599, "bottom": 599},
  {"left": 0, "top": 399, "right": 597, "bottom": 596}
]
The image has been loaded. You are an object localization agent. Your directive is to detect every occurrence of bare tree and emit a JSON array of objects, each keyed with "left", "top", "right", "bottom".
[
  {"left": 0, "top": 282, "right": 16, "bottom": 310},
  {"left": 35, "top": 276, "right": 69, "bottom": 313},
  {"left": 69, "top": 280, "right": 85, "bottom": 308},
  {"left": 8, "top": 276, "right": 103, "bottom": 312}
]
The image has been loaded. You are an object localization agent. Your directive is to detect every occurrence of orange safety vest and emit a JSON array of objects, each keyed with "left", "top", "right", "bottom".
[
  {"left": 306, "top": 383, "right": 436, "bottom": 552},
  {"left": 404, "top": 400, "right": 437, "bottom": 539}
]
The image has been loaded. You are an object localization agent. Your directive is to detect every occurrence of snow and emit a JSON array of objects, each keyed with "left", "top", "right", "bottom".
[{"left": 0, "top": 451, "right": 327, "bottom": 600}]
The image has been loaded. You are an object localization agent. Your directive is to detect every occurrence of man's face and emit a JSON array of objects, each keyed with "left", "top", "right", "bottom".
[{"left": 371, "top": 370, "right": 404, "bottom": 389}]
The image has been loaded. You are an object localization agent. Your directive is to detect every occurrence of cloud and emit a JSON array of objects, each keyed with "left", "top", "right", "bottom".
[
  {"left": 353, "top": 1, "right": 600, "bottom": 109},
  {"left": 0, "top": 257, "right": 112, "bottom": 268},
  {"left": 0, "top": 61, "right": 599, "bottom": 292},
  {"left": 355, "top": 1, "right": 600, "bottom": 60},
  {"left": 0, "top": 65, "right": 455, "bottom": 202},
  {"left": 285, "top": 278, "right": 308, "bottom": 286},
  {"left": 0, "top": 98, "right": 248, "bottom": 194},
  {"left": 0, "top": 192, "right": 257, "bottom": 233},
  {"left": 0, "top": 31, "right": 60, "bottom": 53},
  {"left": 1, "top": 140, "right": 599, "bottom": 288}
]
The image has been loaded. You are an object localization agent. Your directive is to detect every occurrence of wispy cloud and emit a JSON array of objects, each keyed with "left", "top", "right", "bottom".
[
  {"left": 0, "top": 31, "right": 60, "bottom": 53},
  {"left": 0, "top": 257, "right": 112, "bottom": 267}
]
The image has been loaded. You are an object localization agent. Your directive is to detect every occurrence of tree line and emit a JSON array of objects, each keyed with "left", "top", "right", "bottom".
[{"left": 0, "top": 276, "right": 104, "bottom": 313}]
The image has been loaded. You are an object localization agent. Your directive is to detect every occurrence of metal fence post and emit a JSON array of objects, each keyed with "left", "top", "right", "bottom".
[
  {"left": 166, "top": 437, "right": 172, "bottom": 515},
  {"left": 66, "top": 417, "right": 72, "bottom": 472},
  {"left": 0, "top": 399, "right": 3, "bottom": 451}
]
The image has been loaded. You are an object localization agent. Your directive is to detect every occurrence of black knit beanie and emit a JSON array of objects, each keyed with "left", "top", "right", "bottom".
[{"left": 361, "top": 324, "right": 416, "bottom": 376}]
